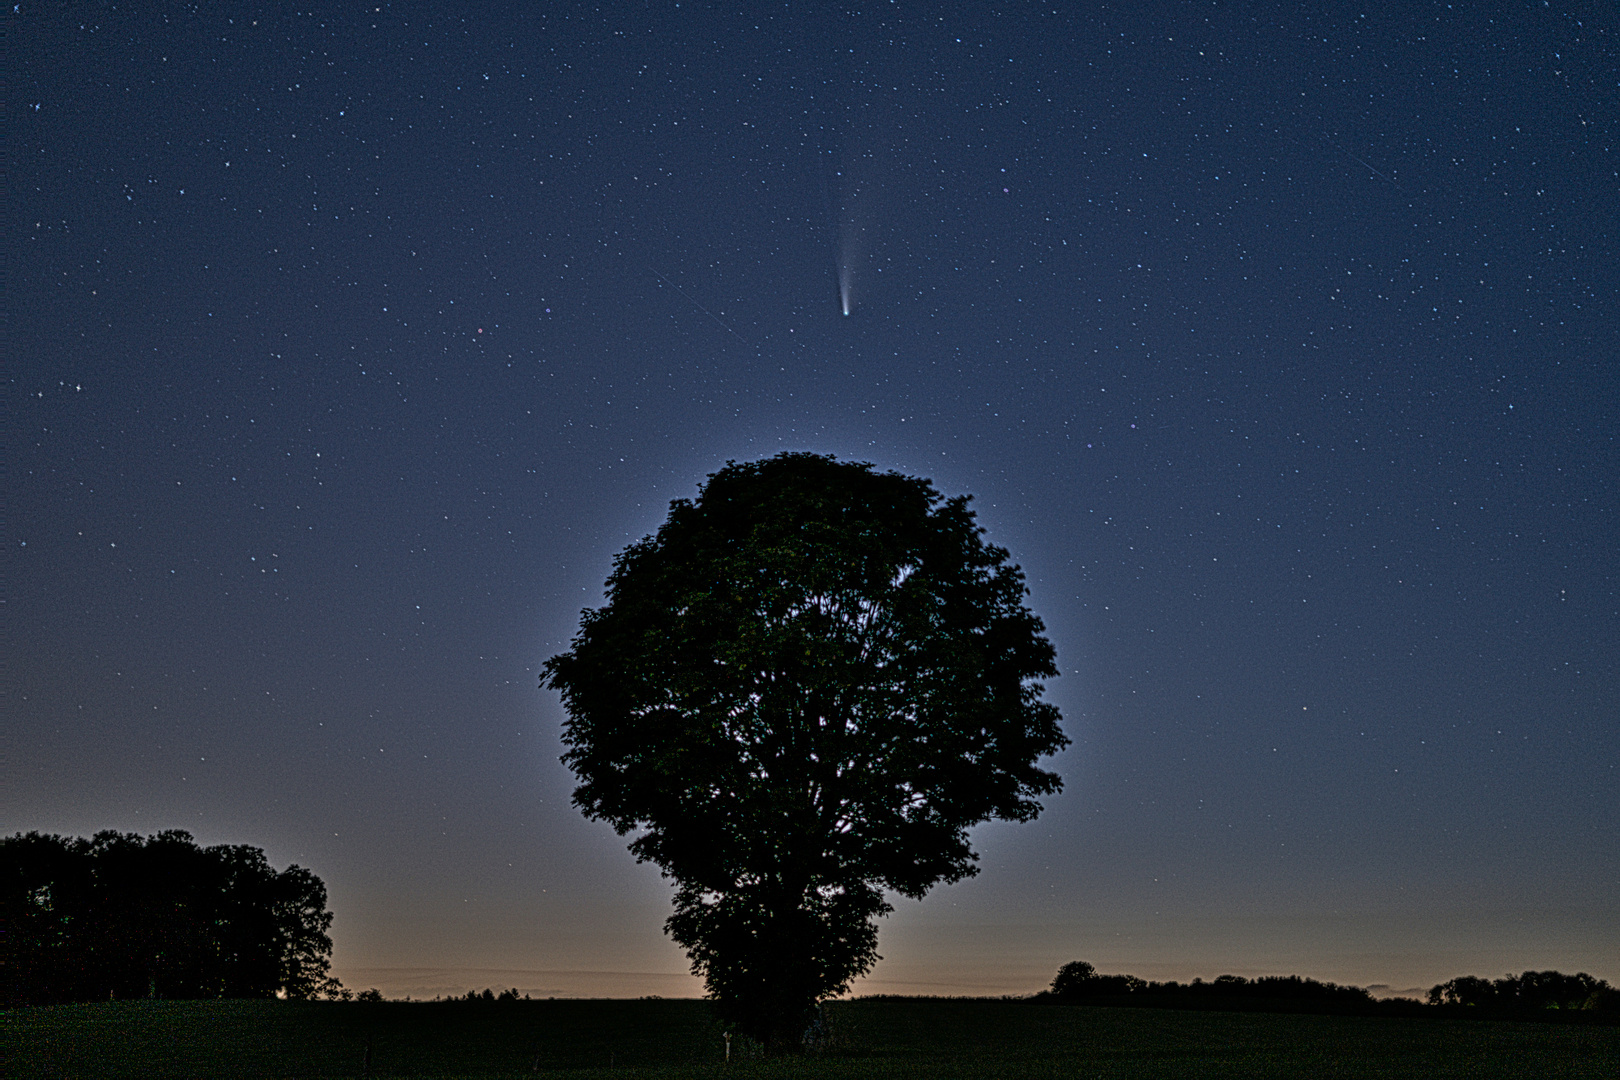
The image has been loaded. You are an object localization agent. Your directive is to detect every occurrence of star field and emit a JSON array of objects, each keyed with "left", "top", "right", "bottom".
[{"left": 12, "top": 2, "right": 1616, "bottom": 999}]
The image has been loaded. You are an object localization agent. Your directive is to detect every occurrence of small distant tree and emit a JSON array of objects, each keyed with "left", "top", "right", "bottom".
[
  {"left": 1050, "top": 961, "right": 1097, "bottom": 996},
  {"left": 1428, "top": 975, "right": 1497, "bottom": 1007},
  {"left": 1049, "top": 961, "right": 1148, "bottom": 999},
  {"left": 544, "top": 453, "right": 1068, "bottom": 1052}
]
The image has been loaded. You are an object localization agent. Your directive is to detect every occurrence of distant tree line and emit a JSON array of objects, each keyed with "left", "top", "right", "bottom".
[
  {"left": 1040, "top": 961, "right": 1377, "bottom": 1014},
  {"left": 1040, "top": 961, "right": 1619, "bottom": 1021},
  {"left": 1428, "top": 970, "right": 1616, "bottom": 1012},
  {"left": 452, "top": 987, "right": 528, "bottom": 1003},
  {"left": 3, "top": 830, "right": 336, "bottom": 1005}
]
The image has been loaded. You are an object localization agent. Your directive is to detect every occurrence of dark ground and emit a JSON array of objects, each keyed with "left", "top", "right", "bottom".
[{"left": 11, "top": 996, "right": 1619, "bottom": 1079}]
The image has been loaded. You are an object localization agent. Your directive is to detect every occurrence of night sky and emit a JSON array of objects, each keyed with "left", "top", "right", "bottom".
[{"left": 13, "top": 2, "right": 1616, "bottom": 1001}]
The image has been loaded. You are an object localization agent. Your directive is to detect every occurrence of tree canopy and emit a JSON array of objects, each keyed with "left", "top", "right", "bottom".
[
  {"left": 1428, "top": 970, "right": 1616, "bottom": 1012},
  {"left": 543, "top": 453, "right": 1068, "bottom": 1050},
  {"left": 2, "top": 830, "right": 335, "bottom": 1005}
]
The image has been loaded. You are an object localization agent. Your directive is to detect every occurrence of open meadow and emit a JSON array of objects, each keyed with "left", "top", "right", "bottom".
[{"left": 11, "top": 997, "right": 1618, "bottom": 1079}]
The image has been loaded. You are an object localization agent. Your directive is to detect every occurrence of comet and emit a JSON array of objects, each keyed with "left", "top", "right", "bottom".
[
  {"left": 837, "top": 222, "right": 860, "bottom": 315},
  {"left": 830, "top": 159, "right": 867, "bottom": 315}
]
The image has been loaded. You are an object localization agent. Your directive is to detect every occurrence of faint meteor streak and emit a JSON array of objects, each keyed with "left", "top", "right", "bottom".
[{"left": 649, "top": 267, "right": 753, "bottom": 346}]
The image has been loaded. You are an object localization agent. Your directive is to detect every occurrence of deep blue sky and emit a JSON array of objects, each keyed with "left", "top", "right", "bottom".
[{"left": 12, "top": 1, "right": 1616, "bottom": 999}]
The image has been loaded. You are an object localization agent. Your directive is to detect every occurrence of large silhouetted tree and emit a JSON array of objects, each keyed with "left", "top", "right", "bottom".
[
  {"left": 543, "top": 453, "right": 1067, "bottom": 1051},
  {"left": 2, "top": 830, "right": 334, "bottom": 1004}
]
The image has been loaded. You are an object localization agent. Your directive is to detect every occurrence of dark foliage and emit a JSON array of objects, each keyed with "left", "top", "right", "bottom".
[
  {"left": 1043, "top": 960, "right": 1376, "bottom": 1015},
  {"left": 543, "top": 453, "right": 1068, "bottom": 1052},
  {"left": 442, "top": 987, "right": 529, "bottom": 1004},
  {"left": 1429, "top": 971, "right": 1618, "bottom": 1014},
  {"left": 2, "top": 830, "right": 335, "bottom": 1005},
  {"left": 1042, "top": 960, "right": 1619, "bottom": 1023},
  {"left": 448, "top": 987, "right": 528, "bottom": 1003}
]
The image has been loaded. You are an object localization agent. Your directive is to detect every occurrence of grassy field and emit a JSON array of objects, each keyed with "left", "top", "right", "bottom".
[{"left": 10, "top": 996, "right": 1618, "bottom": 1079}]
